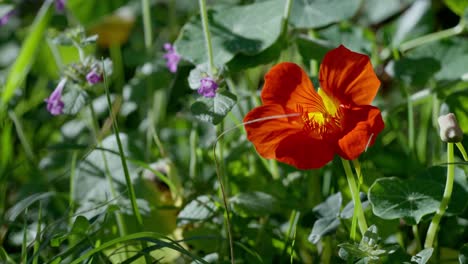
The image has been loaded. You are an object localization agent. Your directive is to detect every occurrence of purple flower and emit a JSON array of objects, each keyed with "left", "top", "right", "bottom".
[
  {"left": 163, "top": 43, "right": 181, "bottom": 73},
  {"left": 86, "top": 69, "right": 102, "bottom": 85},
  {"left": 45, "top": 78, "right": 67, "bottom": 116},
  {"left": 0, "top": 9, "right": 15, "bottom": 27},
  {"left": 197, "top": 77, "right": 218, "bottom": 98},
  {"left": 55, "top": 0, "right": 66, "bottom": 13}
]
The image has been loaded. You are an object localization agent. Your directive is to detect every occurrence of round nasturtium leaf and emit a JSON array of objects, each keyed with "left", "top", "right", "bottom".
[
  {"left": 369, "top": 177, "right": 444, "bottom": 225},
  {"left": 369, "top": 166, "right": 468, "bottom": 224}
]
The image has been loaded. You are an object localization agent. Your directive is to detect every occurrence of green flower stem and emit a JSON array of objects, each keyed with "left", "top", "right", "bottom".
[
  {"left": 69, "top": 151, "right": 78, "bottom": 215},
  {"left": 213, "top": 125, "right": 235, "bottom": 264},
  {"left": 32, "top": 202, "right": 42, "bottom": 264},
  {"left": 189, "top": 124, "right": 198, "bottom": 179},
  {"left": 412, "top": 225, "right": 421, "bottom": 252},
  {"left": 281, "top": 210, "right": 299, "bottom": 260},
  {"left": 198, "top": 0, "right": 216, "bottom": 75},
  {"left": 424, "top": 142, "right": 455, "bottom": 249},
  {"left": 341, "top": 158, "right": 368, "bottom": 237},
  {"left": 456, "top": 142, "right": 468, "bottom": 161},
  {"left": 102, "top": 73, "right": 144, "bottom": 228},
  {"left": 282, "top": 0, "right": 293, "bottom": 33},
  {"left": 141, "top": 0, "right": 153, "bottom": 51},
  {"left": 88, "top": 104, "right": 127, "bottom": 237},
  {"left": 399, "top": 24, "right": 465, "bottom": 53}
]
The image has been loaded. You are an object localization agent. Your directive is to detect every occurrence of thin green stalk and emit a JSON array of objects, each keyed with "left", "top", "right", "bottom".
[
  {"left": 8, "top": 111, "right": 35, "bottom": 163},
  {"left": 399, "top": 24, "right": 465, "bottom": 53},
  {"left": 282, "top": 0, "right": 293, "bottom": 33},
  {"left": 424, "top": 142, "right": 455, "bottom": 248},
  {"left": 103, "top": 70, "right": 144, "bottom": 227},
  {"left": 88, "top": 104, "right": 127, "bottom": 237},
  {"left": 281, "top": 210, "right": 299, "bottom": 260},
  {"left": 412, "top": 225, "right": 421, "bottom": 252},
  {"left": 32, "top": 202, "right": 42, "bottom": 264},
  {"left": 402, "top": 86, "right": 415, "bottom": 152},
  {"left": 189, "top": 124, "right": 198, "bottom": 179},
  {"left": 198, "top": 0, "right": 216, "bottom": 75},
  {"left": 213, "top": 126, "right": 235, "bottom": 264},
  {"left": 456, "top": 142, "right": 468, "bottom": 161},
  {"left": 69, "top": 151, "right": 78, "bottom": 218},
  {"left": 21, "top": 208, "right": 28, "bottom": 264},
  {"left": 341, "top": 158, "right": 368, "bottom": 238},
  {"left": 141, "top": 0, "right": 153, "bottom": 51}
]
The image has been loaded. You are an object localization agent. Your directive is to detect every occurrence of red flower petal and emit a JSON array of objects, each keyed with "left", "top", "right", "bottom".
[
  {"left": 261, "top": 62, "right": 324, "bottom": 113},
  {"left": 276, "top": 133, "right": 335, "bottom": 169},
  {"left": 336, "top": 105, "right": 384, "bottom": 160},
  {"left": 244, "top": 104, "right": 303, "bottom": 160},
  {"left": 319, "top": 45, "right": 380, "bottom": 106}
]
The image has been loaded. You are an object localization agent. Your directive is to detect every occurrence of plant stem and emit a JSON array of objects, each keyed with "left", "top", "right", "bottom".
[
  {"left": 141, "top": 0, "right": 153, "bottom": 51},
  {"left": 88, "top": 104, "right": 127, "bottom": 237},
  {"left": 281, "top": 210, "right": 299, "bottom": 260},
  {"left": 282, "top": 0, "right": 293, "bottom": 32},
  {"left": 456, "top": 142, "right": 468, "bottom": 161},
  {"left": 412, "top": 225, "right": 421, "bottom": 252},
  {"left": 341, "top": 158, "right": 368, "bottom": 237},
  {"left": 189, "top": 123, "right": 198, "bottom": 179},
  {"left": 102, "top": 70, "right": 144, "bottom": 228},
  {"left": 399, "top": 24, "right": 464, "bottom": 53},
  {"left": 198, "top": 0, "right": 216, "bottom": 75},
  {"left": 213, "top": 126, "right": 235, "bottom": 264},
  {"left": 424, "top": 142, "right": 455, "bottom": 248},
  {"left": 109, "top": 44, "right": 125, "bottom": 92}
]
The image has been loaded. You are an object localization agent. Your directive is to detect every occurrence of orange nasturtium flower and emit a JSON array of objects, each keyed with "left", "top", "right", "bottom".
[{"left": 243, "top": 45, "right": 384, "bottom": 169}]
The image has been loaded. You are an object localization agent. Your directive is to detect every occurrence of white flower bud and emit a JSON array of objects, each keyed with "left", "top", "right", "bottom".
[{"left": 438, "top": 113, "right": 463, "bottom": 143}]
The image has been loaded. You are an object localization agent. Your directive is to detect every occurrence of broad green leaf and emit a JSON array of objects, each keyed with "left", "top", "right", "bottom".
[
  {"left": 290, "top": 0, "right": 361, "bottom": 29},
  {"left": 296, "top": 36, "right": 332, "bottom": 67},
  {"left": 191, "top": 89, "right": 237, "bottom": 125},
  {"left": 459, "top": 244, "right": 468, "bottom": 264},
  {"left": 308, "top": 217, "right": 340, "bottom": 244},
  {"left": 1, "top": 0, "right": 52, "bottom": 106},
  {"left": 406, "top": 38, "right": 468, "bottom": 81},
  {"left": 392, "top": 0, "right": 432, "bottom": 46},
  {"left": 5, "top": 192, "right": 55, "bottom": 222},
  {"left": 358, "top": 0, "right": 415, "bottom": 25},
  {"left": 444, "top": 0, "right": 468, "bottom": 15},
  {"left": 319, "top": 24, "right": 374, "bottom": 54},
  {"left": 411, "top": 248, "right": 433, "bottom": 264},
  {"left": 177, "top": 195, "right": 217, "bottom": 226},
  {"left": 66, "top": 0, "right": 130, "bottom": 26},
  {"left": 368, "top": 166, "right": 468, "bottom": 224},
  {"left": 61, "top": 83, "right": 89, "bottom": 115},
  {"left": 313, "top": 192, "right": 342, "bottom": 218},
  {"left": 230, "top": 191, "right": 278, "bottom": 217},
  {"left": 175, "top": 0, "right": 284, "bottom": 66},
  {"left": 368, "top": 177, "right": 441, "bottom": 224},
  {"left": 74, "top": 133, "right": 139, "bottom": 219},
  {"left": 392, "top": 57, "right": 440, "bottom": 87},
  {"left": 308, "top": 192, "right": 342, "bottom": 244},
  {"left": 70, "top": 216, "right": 90, "bottom": 235}
]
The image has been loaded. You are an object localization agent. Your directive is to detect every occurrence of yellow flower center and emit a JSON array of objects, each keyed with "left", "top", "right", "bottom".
[{"left": 301, "top": 88, "right": 342, "bottom": 137}]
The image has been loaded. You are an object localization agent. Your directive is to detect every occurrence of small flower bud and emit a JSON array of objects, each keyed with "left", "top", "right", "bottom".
[
  {"left": 438, "top": 113, "right": 463, "bottom": 143},
  {"left": 163, "top": 43, "right": 181, "bottom": 73},
  {"left": 45, "top": 78, "right": 67, "bottom": 116}
]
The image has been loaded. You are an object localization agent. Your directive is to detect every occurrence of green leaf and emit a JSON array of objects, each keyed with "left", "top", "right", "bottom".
[
  {"left": 368, "top": 177, "right": 441, "bottom": 224},
  {"left": 459, "top": 244, "right": 468, "bottom": 264},
  {"left": 313, "top": 192, "right": 342, "bottom": 218},
  {"left": 368, "top": 167, "right": 468, "bottom": 224},
  {"left": 177, "top": 195, "right": 217, "bottom": 226},
  {"left": 175, "top": 0, "right": 284, "bottom": 66},
  {"left": 308, "top": 217, "right": 340, "bottom": 244},
  {"left": 191, "top": 89, "right": 237, "bottom": 125},
  {"left": 392, "top": 57, "right": 440, "bottom": 87},
  {"left": 70, "top": 216, "right": 90, "bottom": 235},
  {"left": 1, "top": 1, "right": 52, "bottom": 107},
  {"left": 444, "top": 0, "right": 468, "bottom": 16},
  {"left": 230, "top": 191, "right": 278, "bottom": 217},
  {"left": 61, "top": 83, "right": 89, "bottom": 115},
  {"left": 290, "top": 0, "right": 361, "bottom": 29},
  {"left": 5, "top": 192, "right": 55, "bottom": 222},
  {"left": 406, "top": 38, "right": 468, "bottom": 81},
  {"left": 411, "top": 248, "right": 433, "bottom": 264},
  {"left": 66, "top": 0, "right": 130, "bottom": 26}
]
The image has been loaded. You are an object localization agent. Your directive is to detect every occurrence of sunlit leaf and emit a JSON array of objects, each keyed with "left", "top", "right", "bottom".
[
  {"left": 290, "top": 0, "right": 361, "bottom": 28},
  {"left": 230, "top": 191, "right": 278, "bottom": 217},
  {"left": 191, "top": 89, "right": 237, "bottom": 125},
  {"left": 175, "top": 0, "right": 284, "bottom": 66},
  {"left": 177, "top": 195, "right": 217, "bottom": 226}
]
